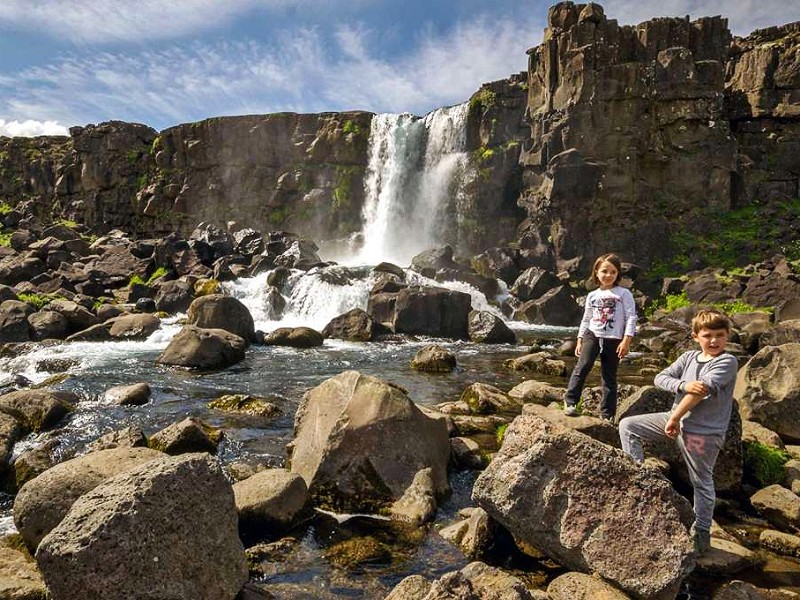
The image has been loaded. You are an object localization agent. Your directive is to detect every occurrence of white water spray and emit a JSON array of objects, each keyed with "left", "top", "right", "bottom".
[{"left": 352, "top": 103, "right": 470, "bottom": 266}]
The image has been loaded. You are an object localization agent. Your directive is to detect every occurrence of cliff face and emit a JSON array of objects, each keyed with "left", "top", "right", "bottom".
[
  {"left": 726, "top": 22, "right": 800, "bottom": 206},
  {"left": 519, "top": 3, "right": 735, "bottom": 271}
]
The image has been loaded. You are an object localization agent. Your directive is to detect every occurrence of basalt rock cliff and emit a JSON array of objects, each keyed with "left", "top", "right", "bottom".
[{"left": 0, "top": 2, "right": 798, "bottom": 267}]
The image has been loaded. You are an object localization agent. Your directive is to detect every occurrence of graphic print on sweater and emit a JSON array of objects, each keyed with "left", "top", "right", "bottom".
[{"left": 591, "top": 295, "right": 619, "bottom": 332}]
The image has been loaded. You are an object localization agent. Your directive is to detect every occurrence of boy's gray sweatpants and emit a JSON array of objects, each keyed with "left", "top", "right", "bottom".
[{"left": 619, "top": 412, "right": 724, "bottom": 533}]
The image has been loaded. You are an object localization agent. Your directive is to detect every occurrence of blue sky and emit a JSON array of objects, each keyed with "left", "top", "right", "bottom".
[{"left": 1, "top": 0, "right": 798, "bottom": 137}]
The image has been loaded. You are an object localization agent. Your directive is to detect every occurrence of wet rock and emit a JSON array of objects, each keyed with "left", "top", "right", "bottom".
[
  {"left": 368, "top": 285, "right": 472, "bottom": 339},
  {"left": 0, "top": 389, "right": 76, "bottom": 434},
  {"left": 233, "top": 469, "right": 308, "bottom": 531},
  {"left": 148, "top": 417, "right": 221, "bottom": 455},
  {"left": 736, "top": 343, "right": 800, "bottom": 442},
  {"left": 263, "top": 326, "right": 324, "bottom": 348},
  {"left": 13, "top": 446, "right": 164, "bottom": 551},
  {"left": 322, "top": 308, "right": 381, "bottom": 341},
  {"left": 389, "top": 467, "right": 437, "bottom": 525},
  {"left": 467, "top": 310, "right": 516, "bottom": 344},
  {"left": 35, "top": 453, "right": 247, "bottom": 600},
  {"left": 273, "top": 240, "right": 321, "bottom": 270},
  {"left": 262, "top": 286, "right": 286, "bottom": 320},
  {"left": 187, "top": 293, "right": 255, "bottom": 344},
  {"left": 473, "top": 415, "right": 694, "bottom": 599},
  {"left": 450, "top": 437, "right": 487, "bottom": 470},
  {"left": 323, "top": 535, "right": 392, "bottom": 569},
  {"left": 288, "top": 370, "right": 450, "bottom": 512},
  {"left": 208, "top": 394, "right": 281, "bottom": 418},
  {"left": 510, "top": 267, "right": 561, "bottom": 302},
  {"left": 438, "top": 507, "right": 506, "bottom": 561},
  {"left": 384, "top": 574, "right": 432, "bottom": 600},
  {"left": 410, "top": 344, "right": 457, "bottom": 372},
  {"left": 102, "top": 382, "right": 151, "bottom": 406},
  {"left": 13, "top": 438, "right": 60, "bottom": 490},
  {"left": 157, "top": 325, "right": 247, "bottom": 369}
]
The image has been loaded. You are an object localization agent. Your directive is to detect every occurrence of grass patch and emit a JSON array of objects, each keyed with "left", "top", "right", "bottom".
[
  {"left": 18, "top": 292, "right": 55, "bottom": 309},
  {"left": 147, "top": 266, "right": 169, "bottom": 285},
  {"left": 128, "top": 274, "right": 146, "bottom": 287},
  {"left": 469, "top": 88, "right": 497, "bottom": 114},
  {"left": 650, "top": 198, "right": 800, "bottom": 278},
  {"left": 0, "top": 232, "right": 12, "bottom": 247},
  {"left": 743, "top": 441, "right": 789, "bottom": 487}
]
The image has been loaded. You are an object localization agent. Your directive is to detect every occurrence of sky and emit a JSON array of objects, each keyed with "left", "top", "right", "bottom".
[{"left": 1, "top": 0, "right": 798, "bottom": 137}]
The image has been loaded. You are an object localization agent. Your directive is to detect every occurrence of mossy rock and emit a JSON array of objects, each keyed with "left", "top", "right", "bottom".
[
  {"left": 193, "top": 278, "right": 220, "bottom": 297},
  {"left": 208, "top": 394, "right": 281, "bottom": 418},
  {"left": 323, "top": 536, "right": 393, "bottom": 569}
]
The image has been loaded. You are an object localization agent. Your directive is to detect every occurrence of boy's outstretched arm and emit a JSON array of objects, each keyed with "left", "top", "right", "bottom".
[{"left": 664, "top": 392, "right": 706, "bottom": 438}]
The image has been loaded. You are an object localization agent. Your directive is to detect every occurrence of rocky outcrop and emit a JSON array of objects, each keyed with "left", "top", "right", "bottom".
[
  {"left": 519, "top": 2, "right": 735, "bottom": 272},
  {"left": 287, "top": 370, "right": 450, "bottom": 512},
  {"left": 726, "top": 22, "right": 800, "bottom": 206},
  {"left": 35, "top": 453, "right": 247, "bottom": 600},
  {"left": 473, "top": 415, "right": 694, "bottom": 599}
]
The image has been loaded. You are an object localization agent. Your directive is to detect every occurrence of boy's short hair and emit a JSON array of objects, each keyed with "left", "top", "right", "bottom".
[
  {"left": 592, "top": 253, "right": 622, "bottom": 285},
  {"left": 692, "top": 309, "right": 731, "bottom": 334}
]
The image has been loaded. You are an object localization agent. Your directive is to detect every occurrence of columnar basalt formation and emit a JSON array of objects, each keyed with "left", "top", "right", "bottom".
[
  {"left": 519, "top": 2, "right": 735, "bottom": 271},
  {"left": 726, "top": 22, "right": 800, "bottom": 206}
]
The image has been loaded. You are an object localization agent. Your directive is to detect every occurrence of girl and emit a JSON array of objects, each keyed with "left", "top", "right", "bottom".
[{"left": 563, "top": 253, "right": 637, "bottom": 420}]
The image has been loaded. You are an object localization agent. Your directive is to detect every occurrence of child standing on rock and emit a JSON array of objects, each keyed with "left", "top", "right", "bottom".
[
  {"left": 619, "top": 309, "right": 739, "bottom": 554},
  {"left": 563, "top": 253, "right": 637, "bottom": 420}
]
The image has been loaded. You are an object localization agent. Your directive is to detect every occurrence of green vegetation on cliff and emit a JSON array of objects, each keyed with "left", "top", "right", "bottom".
[
  {"left": 743, "top": 441, "right": 789, "bottom": 487},
  {"left": 653, "top": 199, "right": 800, "bottom": 277}
]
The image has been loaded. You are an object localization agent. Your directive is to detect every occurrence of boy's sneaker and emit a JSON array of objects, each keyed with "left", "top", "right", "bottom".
[
  {"left": 563, "top": 405, "right": 578, "bottom": 417},
  {"left": 692, "top": 528, "right": 711, "bottom": 554}
]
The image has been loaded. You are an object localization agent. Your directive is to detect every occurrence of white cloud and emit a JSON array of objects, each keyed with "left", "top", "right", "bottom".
[
  {"left": 0, "top": 0, "right": 356, "bottom": 43},
  {"left": 0, "top": 13, "right": 540, "bottom": 129},
  {"left": 0, "top": 119, "right": 68, "bottom": 137}
]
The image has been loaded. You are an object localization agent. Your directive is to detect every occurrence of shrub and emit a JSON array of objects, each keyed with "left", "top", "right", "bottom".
[{"left": 743, "top": 441, "right": 789, "bottom": 487}]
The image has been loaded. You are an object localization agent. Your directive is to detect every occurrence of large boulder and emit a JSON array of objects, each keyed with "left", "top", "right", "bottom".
[
  {"left": 156, "top": 325, "right": 247, "bottom": 369},
  {"left": 13, "top": 446, "right": 164, "bottom": 551},
  {"left": 0, "top": 299, "right": 33, "bottom": 343},
  {"left": 263, "top": 326, "right": 324, "bottom": 348},
  {"left": 288, "top": 370, "right": 450, "bottom": 512},
  {"left": 322, "top": 308, "right": 382, "bottom": 341},
  {"left": 473, "top": 415, "right": 694, "bottom": 599},
  {"left": 35, "top": 453, "right": 247, "bottom": 600},
  {"left": 187, "top": 294, "right": 255, "bottom": 344},
  {"left": 368, "top": 285, "right": 472, "bottom": 339},
  {"left": 512, "top": 286, "right": 582, "bottom": 326},
  {"left": 233, "top": 469, "right": 308, "bottom": 531},
  {"left": 467, "top": 310, "right": 516, "bottom": 344},
  {"left": 735, "top": 343, "right": 800, "bottom": 442},
  {"left": 0, "top": 389, "right": 76, "bottom": 434},
  {"left": 107, "top": 312, "right": 160, "bottom": 340}
]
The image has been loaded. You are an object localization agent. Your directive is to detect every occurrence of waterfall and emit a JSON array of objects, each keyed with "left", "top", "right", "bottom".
[{"left": 351, "top": 103, "right": 470, "bottom": 267}]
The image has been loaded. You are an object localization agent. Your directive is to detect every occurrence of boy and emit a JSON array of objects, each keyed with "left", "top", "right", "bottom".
[{"left": 618, "top": 309, "right": 738, "bottom": 553}]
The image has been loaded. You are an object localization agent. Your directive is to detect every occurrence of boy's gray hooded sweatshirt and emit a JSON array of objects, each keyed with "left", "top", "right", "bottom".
[{"left": 654, "top": 350, "right": 739, "bottom": 436}]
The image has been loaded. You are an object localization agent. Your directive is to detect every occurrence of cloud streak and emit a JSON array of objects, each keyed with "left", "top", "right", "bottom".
[{"left": 0, "top": 14, "right": 538, "bottom": 132}]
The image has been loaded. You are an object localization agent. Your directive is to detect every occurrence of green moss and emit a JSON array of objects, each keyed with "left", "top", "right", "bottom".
[
  {"left": 473, "top": 146, "right": 495, "bottom": 161},
  {"left": 268, "top": 206, "right": 288, "bottom": 225},
  {"left": 469, "top": 88, "right": 497, "bottom": 114},
  {"left": 743, "top": 441, "right": 789, "bottom": 487},
  {"left": 18, "top": 292, "right": 53, "bottom": 310},
  {"left": 147, "top": 266, "right": 169, "bottom": 285},
  {"left": 496, "top": 423, "right": 509, "bottom": 446},
  {"left": 333, "top": 166, "right": 357, "bottom": 212},
  {"left": 0, "top": 202, "right": 13, "bottom": 214},
  {"left": 342, "top": 120, "right": 362, "bottom": 136},
  {"left": 150, "top": 135, "right": 162, "bottom": 155},
  {"left": 56, "top": 218, "right": 79, "bottom": 229},
  {"left": 0, "top": 232, "right": 12, "bottom": 247},
  {"left": 136, "top": 173, "right": 148, "bottom": 190},
  {"left": 128, "top": 274, "right": 146, "bottom": 287}
]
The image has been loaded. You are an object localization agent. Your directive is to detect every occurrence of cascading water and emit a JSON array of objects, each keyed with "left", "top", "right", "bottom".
[{"left": 352, "top": 103, "right": 470, "bottom": 267}]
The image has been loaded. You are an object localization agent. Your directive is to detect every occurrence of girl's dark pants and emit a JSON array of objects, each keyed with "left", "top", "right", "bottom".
[{"left": 564, "top": 331, "right": 621, "bottom": 419}]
